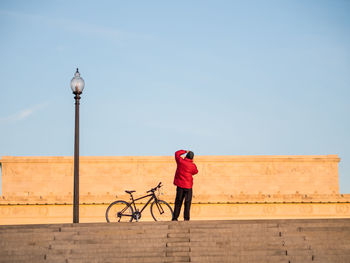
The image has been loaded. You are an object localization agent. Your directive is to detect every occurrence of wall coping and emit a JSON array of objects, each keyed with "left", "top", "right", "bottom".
[
  {"left": 1, "top": 201, "right": 350, "bottom": 206},
  {"left": 1, "top": 194, "right": 349, "bottom": 205},
  {"left": 0, "top": 155, "right": 341, "bottom": 163}
]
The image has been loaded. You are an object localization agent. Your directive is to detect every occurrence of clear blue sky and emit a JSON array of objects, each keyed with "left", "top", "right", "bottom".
[{"left": 1, "top": 0, "right": 349, "bottom": 193}]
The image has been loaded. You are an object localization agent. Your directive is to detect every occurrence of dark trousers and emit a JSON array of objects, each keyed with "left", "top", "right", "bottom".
[{"left": 173, "top": 186, "right": 192, "bottom": 221}]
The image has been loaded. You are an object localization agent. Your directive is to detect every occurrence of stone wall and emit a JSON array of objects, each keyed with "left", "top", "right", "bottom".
[
  {"left": 0, "top": 155, "right": 341, "bottom": 201},
  {"left": 0, "top": 154, "right": 349, "bottom": 225}
]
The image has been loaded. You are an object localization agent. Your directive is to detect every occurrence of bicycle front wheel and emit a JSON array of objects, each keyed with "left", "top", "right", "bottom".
[
  {"left": 150, "top": 200, "right": 174, "bottom": 221},
  {"left": 106, "top": 200, "right": 134, "bottom": 223}
]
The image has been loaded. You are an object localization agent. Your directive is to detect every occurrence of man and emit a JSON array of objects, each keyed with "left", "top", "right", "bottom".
[{"left": 172, "top": 149, "right": 198, "bottom": 221}]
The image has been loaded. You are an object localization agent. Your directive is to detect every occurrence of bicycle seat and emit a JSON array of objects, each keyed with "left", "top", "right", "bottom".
[{"left": 125, "top": 190, "right": 136, "bottom": 194}]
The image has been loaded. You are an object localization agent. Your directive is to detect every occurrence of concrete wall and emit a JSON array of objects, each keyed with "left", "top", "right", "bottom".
[
  {"left": 0, "top": 155, "right": 340, "bottom": 202},
  {"left": 0, "top": 154, "right": 348, "bottom": 225}
]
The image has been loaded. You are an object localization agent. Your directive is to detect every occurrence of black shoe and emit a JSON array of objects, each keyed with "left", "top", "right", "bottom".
[{"left": 172, "top": 218, "right": 178, "bottom": 221}]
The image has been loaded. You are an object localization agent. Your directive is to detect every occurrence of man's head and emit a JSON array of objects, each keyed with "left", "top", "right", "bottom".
[{"left": 186, "top": 151, "right": 194, "bottom": 160}]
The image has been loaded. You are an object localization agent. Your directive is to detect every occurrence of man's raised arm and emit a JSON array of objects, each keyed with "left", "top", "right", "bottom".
[{"left": 175, "top": 150, "right": 187, "bottom": 163}]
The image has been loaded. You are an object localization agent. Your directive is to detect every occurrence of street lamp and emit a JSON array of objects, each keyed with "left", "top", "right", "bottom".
[{"left": 70, "top": 68, "right": 85, "bottom": 223}]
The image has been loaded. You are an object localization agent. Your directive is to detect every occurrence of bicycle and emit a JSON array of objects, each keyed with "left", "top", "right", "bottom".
[{"left": 105, "top": 182, "right": 174, "bottom": 222}]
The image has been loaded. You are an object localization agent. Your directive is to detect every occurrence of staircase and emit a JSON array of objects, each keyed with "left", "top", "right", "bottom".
[{"left": 0, "top": 219, "right": 349, "bottom": 263}]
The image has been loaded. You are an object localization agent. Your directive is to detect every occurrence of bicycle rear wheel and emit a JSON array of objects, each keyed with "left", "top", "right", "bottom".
[
  {"left": 106, "top": 200, "right": 134, "bottom": 222},
  {"left": 150, "top": 200, "right": 174, "bottom": 221}
]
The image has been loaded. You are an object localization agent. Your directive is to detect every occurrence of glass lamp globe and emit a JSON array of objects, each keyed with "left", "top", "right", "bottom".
[{"left": 70, "top": 68, "right": 85, "bottom": 93}]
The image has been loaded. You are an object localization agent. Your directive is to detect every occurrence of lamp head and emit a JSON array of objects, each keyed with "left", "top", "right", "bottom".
[{"left": 70, "top": 68, "right": 85, "bottom": 94}]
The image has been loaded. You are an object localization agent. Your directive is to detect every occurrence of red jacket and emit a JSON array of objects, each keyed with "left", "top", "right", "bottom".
[{"left": 173, "top": 150, "right": 198, "bottom": 189}]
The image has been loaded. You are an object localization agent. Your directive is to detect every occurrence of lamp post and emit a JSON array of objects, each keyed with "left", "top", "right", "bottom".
[{"left": 70, "top": 68, "right": 85, "bottom": 223}]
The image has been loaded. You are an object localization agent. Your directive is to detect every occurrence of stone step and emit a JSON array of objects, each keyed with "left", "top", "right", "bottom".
[
  {"left": 280, "top": 230, "right": 350, "bottom": 236},
  {"left": 49, "top": 241, "right": 167, "bottom": 250},
  {"left": 189, "top": 231, "right": 280, "bottom": 236},
  {"left": 5, "top": 253, "right": 346, "bottom": 263},
  {"left": 0, "top": 218, "right": 348, "bottom": 229},
  {"left": 0, "top": 231, "right": 58, "bottom": 239},
  {"left": 59, "top": 225, "right": 169, "bottom": 233},
  {"left": 58, "top": 232, "right": 169, "bottom": 241},
  {"left": 298, "top": 234, "right": 350, "bottom": 240},
  {"left": 280, "top": 226, "right": 350, "bottom": 232},
  {"left": 1, "top": 219, "right": 349, "bottom": 263},
  {"left": 0, "top": 233, "right": 286, "bottom": 246},
  {"left": 168, "top": 225, "right": 280, "bottom": 230},
  {"left": 308, "top": 249, "right": 350, "bottom": 255},
  {"left": 49, "top": 250, "right": 168, "bottom": 259},
  {"left": 72, "top": 228, "right": 282, "bottom": 234},
  {"left": 0, "top": 255, "right": 190, "bottom": 263},
  {"left": 188, "top": 236, "right": 284, "bottom": 243},
  {"left": 57, "top": 226, "right": 280, "bottom": 235},
  {"left": 66, "top": 256, "right": 191, "bottom": 263},
  {"left": 0, "top": 236, "right": 54, "bottom": 246},
  {"left": 0, "top": 227, "right": 59, "bottom": 234},
  {"left": 191, "top": 249, "right": 288, "bottom": 256},
  {"left": 1, "top": 221, "right": 348, "bottom": 234},
  {"left": 312, "top": 254, "right": 350, "bottom": 263},
  {"left": 279, "top": 221, "right": 350, "bottom": 225},
  {"left": 71, "top": 228, "right": 279, "bottom": 236},
  {"left": 0, "top": 242, "right": 292, "bottom": 255},
  {"left": 298, "top": 226, "right": 350, "bottom": 232},
  {"left": 278, "top": 224, "right": 350, "bottom": 231},
  {"left": 305, "top": 235, "right": 350, "bottom": 242},
  {"left": 189, "top": 255, "right": 296, "bottom": 263},
  {"left": 68, "top": 246, "right": 190, "bottom": 254},
  {"left": 0, "top": 237, "right": 286, "bottom": 248},
  {"left": 45, "top": 241, "right": 284, "bottom": 250},
  {"left": 0, "top": 248, "right": 49, "bottom": 257},
  {"left": 189, "top": 243, "right": 286, "bottom": 250},
  {"left": 58, "top": 225, "right": 168, "bottom": 232},
  {"left": 0, "top": 246, "right": 188, "bottom": 256},
  {"left": 60, "top": 252, "right": 350, "bottom": 263},
  {"left": 71, "top": 228, "right": 171, "bottom": 235},
  {"left": 0, "top": 229, "right": 57, "bottom": 236},
  {"left": 0, "top": 239, "right": 52, "bottom": 248},
  {"left": 0, "top": 254, "right": 46, "bottom": 263},
  {"left": 308, "top": 243, "right": 350, "bottom": 249},
  {"left": 0, "top": 249, "right": 191, "bottom": 261},
  {"left": 280, "top": 236, "right": 350, "bottom": 244},
  {"left": 60, "top": 246, "right": 292, "bottom": 255},
  {"left": 0, "top": 236, "right": 303, "bottom": 250}
]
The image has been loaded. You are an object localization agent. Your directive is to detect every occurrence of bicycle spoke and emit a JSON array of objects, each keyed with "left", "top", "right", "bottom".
[{"left": 106, "top": 200, "right": 134, "bottom": 223}]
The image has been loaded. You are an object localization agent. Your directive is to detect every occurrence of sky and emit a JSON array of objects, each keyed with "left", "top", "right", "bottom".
[{"left": 0, "top": 0, "right": 349, "bottom": 193}]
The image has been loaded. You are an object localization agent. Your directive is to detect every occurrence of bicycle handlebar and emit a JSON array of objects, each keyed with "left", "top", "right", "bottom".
[{"left": 147, "top": 182, "right": 162, "bottom": 193}]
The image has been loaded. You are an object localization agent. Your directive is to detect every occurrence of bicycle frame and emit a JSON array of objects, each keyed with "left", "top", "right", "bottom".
[
  {"left": 106, "top": 183, "right": 173, "bottom": 223},
  {"left": 130, "top": 192, "right": 156, "bottom": 215},
  {"left": 120, "top": 190, "right": 165, "bottom": 220},
  {"left": 107, "top": 181, "right": 172, "bottom": 223}
]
